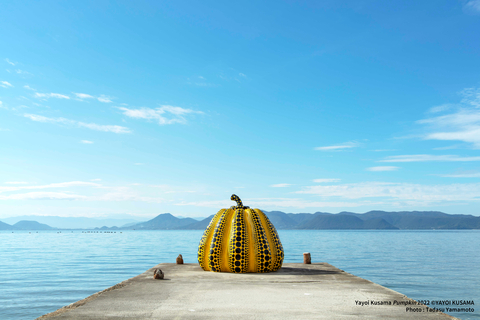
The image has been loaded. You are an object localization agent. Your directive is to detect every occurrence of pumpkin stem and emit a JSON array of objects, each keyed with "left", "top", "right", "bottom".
[{"left": 230, "top": 194, "right": 249, "bottom": 209}]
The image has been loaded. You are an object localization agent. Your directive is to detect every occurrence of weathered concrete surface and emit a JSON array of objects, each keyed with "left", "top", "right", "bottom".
[{"left": 38, "top": 263, "right": 457, "bottom": 319}]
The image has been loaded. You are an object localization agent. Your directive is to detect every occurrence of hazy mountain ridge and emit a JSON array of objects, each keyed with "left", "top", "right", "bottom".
[
  {"left": 1, "top": 210, "right": 480, "bottom": 230},
  {"left": 0, "top": 220, "right": 16, "bottom": 230},
  {"left": 122, "top": 210, "right": 480, "bottom": 230},
  {"left": 13, "top": 220, "right": 55, "bottom": 230},
  {"left": 126, "top": 213, "right": 197, "bottom": 230},
  {"left": 0, "top": 220, "right": 55, "bottom": 230},
  {"left": 1, "top": 215, "right": 141, "bottom": 229}
]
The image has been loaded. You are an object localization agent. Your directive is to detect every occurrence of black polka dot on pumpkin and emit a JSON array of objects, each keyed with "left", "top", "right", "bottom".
[
  {"left": 235, "top": 267, "right": 241, "bottom": 272},
  {"left": 235, "top": 261, "right": 240, "bottom": 266}
]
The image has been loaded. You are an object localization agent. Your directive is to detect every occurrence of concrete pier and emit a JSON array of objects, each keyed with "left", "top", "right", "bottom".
[{"left": 38, "top": 263, "right": 457, "bottom": 319}]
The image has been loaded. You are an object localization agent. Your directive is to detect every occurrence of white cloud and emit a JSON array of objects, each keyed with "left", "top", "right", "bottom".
[
  {"left": 270, "top": 183, "right": 292, "bottom": 188},
  {"left": 461, "top": 87, "right": 480, "bottom": 107},
  {"left": 73, "top": 93, "right": 113, "bottom": 102},
  {"left": 91, "top": 189, "right": 164, "bottom": 203},
  {"left": 175, "top": 200, "right": 242, "bottom": 208},
  {"left": 366, "top": 166, "right": 399, "bottom": 172},
  {"left": 426, "top": 129, "right": 480, "bottom": 147},
  {"left": 0, "top": 180, "right": 169, "bottom": 203},
  {"left": 0, "top": 192, "right": 86, "bottom": 200},
  {"left": 24, "top": 85, "right": 36, "bottom": 91},
  {"left": 381, "top": 154, "right": 480, "bottom": 162},
  {"left": 186, "top": 76, "right": 218, "bottom": 87},
  {"left": 24, "top": 114, "right": 62, "bottom": 123},
  {"left": 296, "top": 181, "right": 480, "bottom": 202},
  {"left": 314, "top": 141, "right": 359, "bottom": 151},
  {"left": 91, "top": 179, "right": 102, "bottom": 181},
  {"left": 24, "top": 113, "right": 131, "bottom": 134},
  {"left": 149, "top": 184, "right": 198, "bottom": 194},
  {"left": 5, "top": 58, "right": 15, "bottom": 66},
  {"left": 175, "top": 198, "right": 380, "bottom": 209},
  {"left": 313, "top": 179, "right": 341, "bottom": 183},
  {"left": 418, "top": 87, "right": 480, "bottom": 148},
  {"left": 80, "top": 140, "right": 93, "bottom": 144},
  {"left": 371, "top": 149, "right": 396, "bottom": 152},
  {"left": 432, "top": 145, "right": 460, "bottom": 150},
  {"left": 74, "top": 93, "right": 94, "bottom": 99},
  {"left": 0, "top": 180, "right": 183, "bottom": 204},
  {"left": 118, "top": 105, "right": 203, "bottom": 125},
  {"left": 239, "top": 73, "right": 247, "bottom": 77},
  {"left": 97, "top": 95, "right": 112, "bottom": 103},
  {"left": 464, "top": 0, "right": 480, "bottom": 13},
  {"left": 77, "top": 122, "right": 130, "bottom": 133},
  {"left": 5, "top": 181, "right": 28, "bottom": 185},
  {"left": 0, "top": 181, "right": 101, "bottom": 193},
  {"left": 1, "top": 81, "right": 13, "bottom": 88},
  {"left": 15, "top": 69, "right": 32, "bottom": 75},
  {"left": 193, "top": 82, "right": 217, "bottom": 87},
  {"left": 437, "top": 172, "right": 480, "bottom": 178},
  {"left": 34, "top": 92, "right": 70, "bottom": 99},
  {"left": 428, "top": 104, "right": 452, "bottom": 113},
  {"left": 247, "top": 198, "right": 380, "bottom": 209}
]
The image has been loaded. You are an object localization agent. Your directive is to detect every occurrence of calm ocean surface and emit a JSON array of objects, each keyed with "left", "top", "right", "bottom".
[{"left": 1, "top": 230, "right": 479, "bottom": 320}]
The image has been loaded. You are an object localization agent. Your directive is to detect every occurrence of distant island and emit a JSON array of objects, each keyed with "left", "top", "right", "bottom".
[{"left": 2, "top": 210, "right": 480, "bottom": 230}]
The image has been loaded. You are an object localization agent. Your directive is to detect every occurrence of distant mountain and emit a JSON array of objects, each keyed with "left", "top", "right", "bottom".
[
  {"left": 265, "top": 211, "right": 332, "bottom": 229},
  {"left": 338, "top": 211, "right": 480, "bottom": 229},
  {"left": 13, "top": 220, "right": 55, "bottom": 230},
  {"left": 0, "top": 220, "right": 16, "bottom": 230},
  {"left": 95, "top": 226, "right": 120, "bottom": 230},
  {"left": 2, "top": 215, "right": 141, "bottom": 229},
  {"left": 2, "top": 210, "right": 479, "bottom": 230},
  {"left": 124, "top": 213, "right": 198, "bottom": 230},
  {"left": 162, "top": 210, "right": 480, "bottom": 230},
  {"left": 296, "top": 214, "right": 397, "bottom": 229},
  {"left": 182, "top": 215, "right": 215, "bottom": 230},
  {"left": 176, "top": 216, "right": 208, "bottom": 221},
  {"left": 120, "top": 222, "right": 139, "bottom": 228},
  {"left": 263, "top": 211, "right": 298, "bottom": 229}
]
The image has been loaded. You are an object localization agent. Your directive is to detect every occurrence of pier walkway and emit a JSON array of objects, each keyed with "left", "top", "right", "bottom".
[{"left": 38, "top": 263, "right": 457, "bottom": 319}]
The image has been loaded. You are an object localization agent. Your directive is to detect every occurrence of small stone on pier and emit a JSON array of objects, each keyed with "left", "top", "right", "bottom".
[{"left": 153, "top": 268, "right": 164, "bottom": 279}]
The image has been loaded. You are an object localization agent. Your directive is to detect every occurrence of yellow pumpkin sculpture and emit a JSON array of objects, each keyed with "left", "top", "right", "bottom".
[{"left": 198, "top": 194, "right": 284, "bottom": 273}]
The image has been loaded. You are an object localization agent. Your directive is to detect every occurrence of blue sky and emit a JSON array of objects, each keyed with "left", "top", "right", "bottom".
[{"left": 1, "top": 0, "right": 480, "bottom": 219}]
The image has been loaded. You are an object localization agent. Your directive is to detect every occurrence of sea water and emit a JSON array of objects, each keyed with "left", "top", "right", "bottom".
[{"left": 1, "top": 230, "right": 479, "bottom": 320}]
